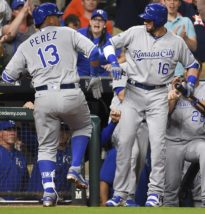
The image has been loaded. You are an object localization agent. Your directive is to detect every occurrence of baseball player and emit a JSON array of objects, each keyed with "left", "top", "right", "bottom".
[
  {"left": 164, "top": 70, "right": 205, "bottom": 207},
  {"left": 103, "top": 3, "right": 199, "bottom": 207},
  {"left": 0, "top": 120, "right": 29, "bottom": 200},
  {"left": 1, "top": 2, "right": 121, "bottom": 207},
  {"left": 103, "top": 63, "right": 150, "bottom": 207}
]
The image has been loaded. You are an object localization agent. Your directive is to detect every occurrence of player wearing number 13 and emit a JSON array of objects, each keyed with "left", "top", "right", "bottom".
[
  {"left": 1, "top": 2, "right": 120, "bottom": 207},
  {"left": 104, "top": 3, "right": 200, "bottom": 207}
]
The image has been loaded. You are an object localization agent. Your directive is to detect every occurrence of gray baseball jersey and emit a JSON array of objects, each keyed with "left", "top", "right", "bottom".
[
  {"left": 4, "top": 26, "right": 96, "bottom": 162},
  {"left": 166, "top": 82, "right": 205, "bottom": 141},
  {"left": 110, "top": 26, "right": 197, "bottom": 85},
  {"left": 164, "top": 82, "right": 205, "bottom": 206},
  {"left": 5, "top": 26, "right": 95, "bottom": 88}
]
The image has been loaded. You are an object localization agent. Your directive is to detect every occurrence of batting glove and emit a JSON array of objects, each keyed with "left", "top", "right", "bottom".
[
  {"left": 185, "top": 82, "right": 195, "bottom": 97},
  {"left": 87, "top": 77, "right": 103, "bottom": 99},
  {"left": 111, "top": 62, "right": 123, "bottom": 80}
]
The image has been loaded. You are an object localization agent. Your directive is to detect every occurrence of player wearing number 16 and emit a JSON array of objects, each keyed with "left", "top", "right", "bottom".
[
  {"left": 1, "top": 2, "right": 120, "bottom": 207},
  {"left": 105, "top": 3, "right": 200, "bottom": 207}
]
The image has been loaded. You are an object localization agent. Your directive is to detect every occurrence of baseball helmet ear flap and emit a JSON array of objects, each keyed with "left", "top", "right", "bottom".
[
  {"left": 32, "top": 3, "right": 63, "bottom": 27},
  {"left": 139, "top": 3, "right": 168, "bottom": 28}
]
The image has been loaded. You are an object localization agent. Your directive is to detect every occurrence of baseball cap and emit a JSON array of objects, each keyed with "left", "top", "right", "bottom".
[
  {"left": 11, "top": 0, "right": 25, "bottom": 10},
  {"left": 91, "top": 9, "right": 108, "bottom": 21},
  {"left": 0, "top": 120, "right": 16, "bottom": 131}
]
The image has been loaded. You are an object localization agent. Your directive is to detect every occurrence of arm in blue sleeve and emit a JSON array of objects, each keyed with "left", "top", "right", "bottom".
[
  {"left": 89, "top": 46, "right": 99, "bottom": 61},
  {"left": 100, "top": 121, "right": 117, "bottom": 147},
  {"left": 89, "top": 47, "right": 100, "bottom": 76}
]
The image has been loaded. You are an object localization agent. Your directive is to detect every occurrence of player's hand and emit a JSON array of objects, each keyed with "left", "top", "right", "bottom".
[
  {"left": 179, "top": 25, "right": 187, "bottom": 40},
  {"left": 171, "top": 76, "right": 184, "bottom": 89},
  {"left": 168, "top": 89, "right": 181, "bottom": 100},
  {"left": 110, "top": 108, "right": 121, "bottom": 123},
  {"left": 23, "top": 101, "right": 34, "bottom": 110},
  {"left": 101, "top": 64, "right": 112, "bottom": 71},
  {"left": 185, "top": 82, "right": 195, "bottom": 97},
  {"left": 111, "top": 62, "right": 123, "bottom": 80},
  {"left": 87, "top": 77, "right": 103, "bottom": 99}
]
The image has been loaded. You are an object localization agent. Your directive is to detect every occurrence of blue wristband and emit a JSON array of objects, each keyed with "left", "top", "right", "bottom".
[
  {"left": 107, "top": 54, "right": 118, "bottom": 64},
  {"left": 114, "top": 87, "right": 124, "bottom": 95},
  {"left": 187, "top": 75, "right": 197, "bottom": 86}
]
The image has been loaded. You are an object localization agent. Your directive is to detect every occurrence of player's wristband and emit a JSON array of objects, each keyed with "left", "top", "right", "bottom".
[
  {"left": 187, "top": 75, "right": 197, "bottom": 86},
  {"left": 114, "top": 87, "right": 124, "bottom": 95}
]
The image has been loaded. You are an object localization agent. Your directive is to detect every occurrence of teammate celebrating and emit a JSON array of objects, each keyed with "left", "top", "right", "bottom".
[
  {"left": 1, "top": 2, "right": 121, "bottom": 207},
  {"left": 104, "top": 3, "right": 199, "bottom": 207},
  {"left": 164, "top": 70, "right": 205, "bottom": 207}
]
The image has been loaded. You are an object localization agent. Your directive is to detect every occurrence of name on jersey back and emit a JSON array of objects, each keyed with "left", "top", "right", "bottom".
[{"left": 29, "top": 31, "right": 57, "bottom": 47}]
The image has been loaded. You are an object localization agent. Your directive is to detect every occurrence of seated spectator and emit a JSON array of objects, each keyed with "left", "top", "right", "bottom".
[
  {"left": 64, "top": 14, "right": 81, "bottom": 29},
  {"left": 0, "top": 120, "right": 29, "bottom": 200},
  {"left": 164, "top": 0, "right": 197, "bottom": 76},
  {"left": 62, "top": 0, "right": 113, "bottom": 34}
]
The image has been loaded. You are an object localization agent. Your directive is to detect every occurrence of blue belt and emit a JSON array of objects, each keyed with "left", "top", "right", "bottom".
[
  {"left": 35, "top": 83, "right": 76, "bottom": 91},
  {"left": 127, "top": 79, "right": 166, "bottom": 91}
]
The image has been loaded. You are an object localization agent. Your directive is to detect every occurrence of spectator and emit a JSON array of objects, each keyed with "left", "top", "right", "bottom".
[
  {"left": 77, "top": 9, "right": 122, "bottom": 77},
  {"left": 0, "top": 120, "right": 29, "bottom": 200},
  {"left": 64, "top": 14, "right": 81, "bottom": 29},
  {"left": 164, "top": 69, "right": 205, "bottom": 207},
  {"left": 2, "top": 0, "right": 35, "bottom": 67},
  {"left": 62, "top": 0, "right": 113, "bottom": 34},
  {"left": 164, "top": 0, "right": 197, "bottom": 76}
]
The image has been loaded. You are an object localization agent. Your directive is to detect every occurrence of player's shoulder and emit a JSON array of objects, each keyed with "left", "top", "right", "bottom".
[{"left": 127, "top": 25, "right": 145, "bottom": 32}]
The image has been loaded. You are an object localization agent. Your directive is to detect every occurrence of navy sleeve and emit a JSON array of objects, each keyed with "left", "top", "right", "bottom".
[{"left": 100, "top": 121, "right": 117, "bottom": 147}]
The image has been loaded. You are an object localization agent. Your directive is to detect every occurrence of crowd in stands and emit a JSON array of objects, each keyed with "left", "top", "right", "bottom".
[{"left": 0, "top": 0, "right": 205, "bottom": 208}]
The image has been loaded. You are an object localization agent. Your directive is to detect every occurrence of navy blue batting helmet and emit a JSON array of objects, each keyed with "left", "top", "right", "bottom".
[
  {"left": 32, "top": 3, "right": 63, "bottom": 26},
  {"left": 139, "top": 3, "right": 168, "bottom": 28}
]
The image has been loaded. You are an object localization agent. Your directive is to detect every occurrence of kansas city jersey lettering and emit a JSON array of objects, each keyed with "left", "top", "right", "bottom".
[
  {"left": 29, "top": 31, "right": 57, "bottom": 47},
  {"left": 133, "top": 49, "right": 175, "bottom": 61}
]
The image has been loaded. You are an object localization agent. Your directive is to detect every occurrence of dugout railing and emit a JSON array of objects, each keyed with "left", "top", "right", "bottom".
[{"left": 0, "top": 107, "right": 101, "bottom": 206}]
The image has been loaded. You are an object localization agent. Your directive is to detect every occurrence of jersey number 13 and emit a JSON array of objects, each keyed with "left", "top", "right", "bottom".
[{"left": 37, "top": 44, "right": 60, "bottom": 68}]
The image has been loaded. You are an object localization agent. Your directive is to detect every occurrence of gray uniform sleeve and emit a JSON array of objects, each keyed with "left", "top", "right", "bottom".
[
  {"left": 110, "top": 27, "right": 135, "bottom": 49},
  {"left": 5, "top": 44, "right": 26, "bottom": 80},
  {"left": 72, "top": 30, "right": 95, "bottom": 58}
]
